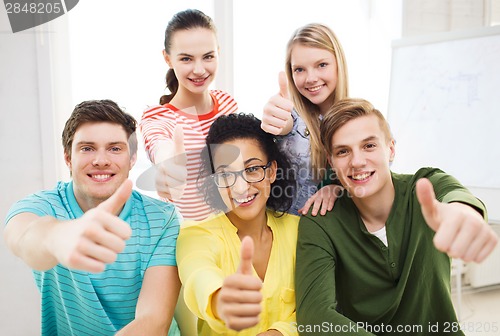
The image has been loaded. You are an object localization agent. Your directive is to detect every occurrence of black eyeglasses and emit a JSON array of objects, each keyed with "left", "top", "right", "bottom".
[{"left": 211, "top": 161, "right": 272, "bottom": 188}]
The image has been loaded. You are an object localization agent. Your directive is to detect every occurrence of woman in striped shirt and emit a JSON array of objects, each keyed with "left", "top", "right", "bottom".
[{"left": 140, "top": 9, "right": 238, "bottom": 221}]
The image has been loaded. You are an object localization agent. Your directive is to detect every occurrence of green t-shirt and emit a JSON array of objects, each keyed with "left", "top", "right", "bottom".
[{"left": 296, "top": 168, "right": 486, "bottom": 335}]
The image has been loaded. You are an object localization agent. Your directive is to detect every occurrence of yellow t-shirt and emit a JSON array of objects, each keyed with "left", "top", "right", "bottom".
[{"left": 176, "top": 211, "right": 299, "bottom": 336}]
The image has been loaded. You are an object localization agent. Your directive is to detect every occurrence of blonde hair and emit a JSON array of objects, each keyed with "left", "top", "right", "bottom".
[
  {"left": 285, "top": 23, "right": 349, "bottom": 180},
  {"left": 320, "top": 98, "right": 392, "bottom": 156}
]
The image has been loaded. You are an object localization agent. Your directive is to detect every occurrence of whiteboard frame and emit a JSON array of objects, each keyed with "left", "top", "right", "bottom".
[
  {"left": 392, "top": 25, "right": 500, "bottom": 48},
  {"left": 388, "top": 25, "right": 500, "bottom": 222}
]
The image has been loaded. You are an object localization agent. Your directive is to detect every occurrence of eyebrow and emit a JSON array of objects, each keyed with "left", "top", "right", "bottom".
[
  {"left": 75, "top": 141, "right": 128, "bottom": 147},
  {"left": 292, "top": 58, "right": 330, "bottom": 68},
  {"left": 177, "top": 50, "right": 215, "bottom": 57},
  {"left": 215, "top": 157, "right": 265, "bottom": 171},
  {"left": 332, "top": 135, "right": 379, "bottom": 149}
]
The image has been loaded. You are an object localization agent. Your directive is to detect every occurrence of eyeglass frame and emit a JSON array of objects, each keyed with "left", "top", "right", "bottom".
[{"left": 210, "top": 161, "right": 273, "bottom": 188}]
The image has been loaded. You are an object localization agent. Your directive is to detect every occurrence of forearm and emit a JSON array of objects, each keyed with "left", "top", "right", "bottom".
[
  {"left": 4, "top": 215, "right": 59, "bottom": 271},
  {"left": 174, "top": 285, "right": 198, "bottom": 336},
  {"left": 296, "top": 279, "right": 361, "bottom": 335},
  {"left": 152, "top": 139, "right": 175, "bottom": 164},
  {"left": 268, "top": 312, "right": 298, "bottom": 336},
  {"left": 297, "top": 306, "right": 374, "bottom": 335},
  {"left": 116, "top": 266, "right": 180, "bottom": 336},
  {"left": 177, "top": 243, "right": 225, "bottom": 327},
  {"left": 116, "top": 315, "right": 171, "bottom": 336},
  {"left": 258, "top": 330, "right": 284, "bottom": 336}
]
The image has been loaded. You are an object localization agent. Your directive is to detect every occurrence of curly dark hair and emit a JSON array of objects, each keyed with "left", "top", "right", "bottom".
[{"left": 197, "top": 113, "right": 295, "bottom": 215}]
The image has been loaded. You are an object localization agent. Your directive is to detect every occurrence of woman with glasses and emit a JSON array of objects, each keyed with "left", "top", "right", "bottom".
[{"left": 176, "top": 113, "right": 299, "bottom": 336}]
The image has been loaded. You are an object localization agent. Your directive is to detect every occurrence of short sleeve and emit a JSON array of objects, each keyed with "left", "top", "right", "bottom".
[
  {"left": 146, "top": 203, "right": 181, "bottom": 268},
  {"left": 5, "top": 193, "right": 56, "bottom": 226}
]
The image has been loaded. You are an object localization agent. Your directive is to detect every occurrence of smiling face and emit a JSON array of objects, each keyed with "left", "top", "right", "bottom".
[
  {"left": 164, "top": 27, "right": 218, "bottom": 96},
  {"left": 212, "top": 138, "right": 277, "bottom": 225},
  {"left": 65, "top": 122, "right": 136, "bottom": 211},
  {"left": 290, "top": 44, "right": 338, "bottom": 114},
  {"left": 329, "top": 115, "right": 395, "bottom": 201}
]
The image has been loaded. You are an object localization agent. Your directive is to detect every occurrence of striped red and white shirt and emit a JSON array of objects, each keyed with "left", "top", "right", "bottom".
[{"left": 140, "top": 90, "right": 238, "bottom": 221}]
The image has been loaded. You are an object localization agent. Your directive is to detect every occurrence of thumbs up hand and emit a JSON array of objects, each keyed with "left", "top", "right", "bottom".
[
  {"left": 416, "top": 178, "right": 498, "bottom": 263},
  {"left": 46, "top": 179, "right": 133, "bottom": 273},
  {"left": 215, "top": 236, "right": 263, "bottom": 331},
  {"left": 153, "top": 124, "right": 188, "bottom": 201},
  {"left": 261, "top": 72, "right": 294, "bottom": 136},
  {"left": 237, "top": 235, "right": 256, "bottom": 276}
]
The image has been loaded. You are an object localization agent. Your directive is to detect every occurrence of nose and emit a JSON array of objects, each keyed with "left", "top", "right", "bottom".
[
  {"left": 92, "top": 150, "right": 111, "bottom": 167},
  {"left": 306, "top": 69, "right": 318, "bottom": 84},
  {"left": 350, "top": 149, "right": 366, "bottom": 168},
  {"left": 193, "top": 60, "right": 206, "bottom": 76},
  {"left": 231, "top": 173, "right": 250, "bottom": 194}
]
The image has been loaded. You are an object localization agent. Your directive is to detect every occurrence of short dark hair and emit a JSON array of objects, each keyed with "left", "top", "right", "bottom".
[
  {"left": 62, "top": 99, "right": 137, "bottom": 159},
  {"left": 198, "top": 113, "right": 295, "bottom": 215}
]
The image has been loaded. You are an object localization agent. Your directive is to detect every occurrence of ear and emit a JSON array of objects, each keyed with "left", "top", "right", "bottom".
[
  {"left": 129, "top": 153, "right": 137, "bottom": 170},
  {"left": 162, "top": 50, "right": 172, "bottom": 67},
  {"left": 64, "top": 152, "right": 72, "bottom": 169},
  {"left": 388, "top": 139, "right": 396, "bottom": 162},
  {"left": 268, "top": 160, "right": 278, "bottom": 184}
]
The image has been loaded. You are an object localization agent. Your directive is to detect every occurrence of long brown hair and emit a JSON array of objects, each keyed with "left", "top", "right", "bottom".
[
  {"left": 159, "top": 9, "right": 217, "bottom": 105},
  {"left": 285, "top": 23, "right": 349, "bottom": 180}
]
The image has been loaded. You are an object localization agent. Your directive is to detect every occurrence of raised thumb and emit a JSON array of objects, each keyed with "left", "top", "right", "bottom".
[
  {"left": 416, "top": 178, "right": 439, "bottom": 230},
  {"left": 278, "top": 71, "right": 289, "bottom": 99},
  {"left": 237, "top": 236, "right": 254, "bottom": 275},
  {"left": 98, "top": 179, "right": 133, "bottom": 215}
]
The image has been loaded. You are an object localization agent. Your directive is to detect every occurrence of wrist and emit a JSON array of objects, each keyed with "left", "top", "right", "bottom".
[
  {"left": 20, "top": 216, "right": 60, "bottom": 270},
  {"left": 211, "top": 288, "right": 222, "bottom": 320}
]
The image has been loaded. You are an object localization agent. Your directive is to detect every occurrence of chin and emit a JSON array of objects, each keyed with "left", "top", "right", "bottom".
[
  {"left": 231, "top": 207, "right": 260, "bottom": 220},
  {"left": 351, "top": 187, "right": 375, "bottom": 199}
]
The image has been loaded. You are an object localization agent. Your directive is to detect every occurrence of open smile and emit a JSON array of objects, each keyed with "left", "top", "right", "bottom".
[
  {"left": 88, "top": 174, "right": 114, "bottom": 182},
  {"left": 306, "top": 84, "right": 325, "bottom": 93},
  {"left": 189, "top": 75, "right": 210, "bottom": 84},
  {"left": 232, "top": 193, "right": 257, "bottom": 207},
  {"left": 348, "top": 171, "right": 375, "bottom": 182}
]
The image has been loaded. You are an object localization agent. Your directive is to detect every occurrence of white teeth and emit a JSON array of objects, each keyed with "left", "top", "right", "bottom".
[
  {"left": 235, "top": 194, "right": 256, "bottom": 203},
  {"left": 352, "top": 172, "right": 371, "bottom": 180},
  {"left": 191, "top": 78, "right": 205, "bottom": 82},
  {"left": 307, "top": 85, "right": 323, "bottom": 92},
  {"left": 92, "top": 174, "right": 111, "bottom": 180}
]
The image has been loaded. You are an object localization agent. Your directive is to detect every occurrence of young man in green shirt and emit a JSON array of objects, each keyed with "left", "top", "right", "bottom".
[{"left": 295, "top": 98, "right": 498, "bottom": 335}]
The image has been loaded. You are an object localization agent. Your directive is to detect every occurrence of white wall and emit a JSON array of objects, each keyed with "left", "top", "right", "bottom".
[
  {"left": 0, "top": 9, "right": 43, "bottom": 336},
  {"left": 66, "top": 0, "right": 216, "bottom": 187},
  {"left": 0, "top": 2, "right": 400, "bottom": 331},
  {"left": 2, "top": 0, "right": 497, "bottom": 334},
  {"left": 233, "top": 0, "right": 402, "bottom": 119},
  {"left": 0, "top": 2, "right": 216, "bottom": 334}
]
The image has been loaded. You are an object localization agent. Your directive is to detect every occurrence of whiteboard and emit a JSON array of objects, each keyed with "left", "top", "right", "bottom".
[{"left": 387, "top": 27, "right": 500, "bottom": 222}]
